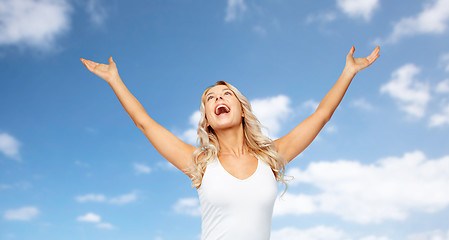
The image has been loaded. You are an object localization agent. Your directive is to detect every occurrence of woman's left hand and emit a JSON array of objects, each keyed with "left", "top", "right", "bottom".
[{"left": 344, "top": 46, "right": 380, "bottom": 75}]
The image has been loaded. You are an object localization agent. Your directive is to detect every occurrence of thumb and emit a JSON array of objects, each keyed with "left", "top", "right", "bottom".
[
  {"left": 109, "top": 56, "right": 114, "bottom": 65},
  {"left": 346, "top": 46, "right": 355, "bottom": 62},
  {"left": 348, "top": 46, "right": 355, "bottom": 56}
]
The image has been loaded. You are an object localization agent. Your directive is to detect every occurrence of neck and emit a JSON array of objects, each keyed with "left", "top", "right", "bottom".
[{"left": 215, "top": 123, "right": 248, "bottom": 158}]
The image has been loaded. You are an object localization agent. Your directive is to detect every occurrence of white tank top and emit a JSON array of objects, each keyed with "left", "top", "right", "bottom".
[{"left": 197, "top": 155, "right": 278, "bottom": 240}]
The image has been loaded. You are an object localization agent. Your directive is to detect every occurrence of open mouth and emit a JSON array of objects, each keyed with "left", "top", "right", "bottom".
[{"left": 215, "top": 104, "right": 230, "bottom": 115}]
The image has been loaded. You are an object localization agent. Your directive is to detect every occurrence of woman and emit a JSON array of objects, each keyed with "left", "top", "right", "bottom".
[{"left": 80, "top": 45, "right": 380, "bottom": 239}]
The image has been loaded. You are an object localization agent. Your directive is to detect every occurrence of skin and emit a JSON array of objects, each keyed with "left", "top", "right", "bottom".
[
  {"left": 203, "top": 85, "right": 255, "bottom": 179},
  {"left": 204, "top": 85, "right": 244, "bottom": 132},
  {"left": 80, "top": 46, "right": 380, "bottom": 181}
]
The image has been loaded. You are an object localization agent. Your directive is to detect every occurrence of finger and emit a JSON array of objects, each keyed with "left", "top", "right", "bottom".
[
  {"left": 109, "top": 56, "right": 117, "bottom": 68},
  {"left": 363, "top": 47, "right": 378, "bottom": 62},
  {"left": 373, "top": 47, "right": 380, "bottom": 57},
  {"left": 83, "top": 59, "right": 99, "bottom": 66},
  {"left": 87, "top": 60, "right": 101, "bottom": 70},
  {"left": 372, "top": 53, "right": 380, "bottom": 62},
  {"left": 81, "top": 59, "right": 95, "bottom": 72},
  {"left": 83, "top": 60, "right": 96, "bottom": 69},
  {"left": 81, "top": 59, "right": 99, "bottom": 73},
  {"left": 80, "top": 58, "right": 88, "bottom": 67},
  {"left": 367, "top": 47, "right": 378, "bottom": 59},
  {"left": 348, "top": 46, "right": 355, "bottom": 56},
  {"left": 366, "top": 55, "right": 375, "bottom": 64},
  {"left": 80, "top": 58, "right": 90, "bottom": 68},
  {"left": 367, "top": 52, "right": 380, "bottom": 64},
  {"left": 372, "top": 47, "right": 380, "bottom": 58}
]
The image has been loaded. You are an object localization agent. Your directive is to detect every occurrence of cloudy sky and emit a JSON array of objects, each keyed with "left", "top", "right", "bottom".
[{"left": 1, "top": 0, "right": 449, "bottom": 239}]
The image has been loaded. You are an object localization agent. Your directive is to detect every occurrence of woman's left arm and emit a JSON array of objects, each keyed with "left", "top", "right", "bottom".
[{"left": 274, "top": 46, "right": 380, "bottom": 164}]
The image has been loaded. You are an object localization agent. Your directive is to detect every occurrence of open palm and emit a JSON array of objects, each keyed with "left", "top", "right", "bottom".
[
  {"left": 80, "top": 57, "right": 119, "bottom": 83},
  {"left": 345, "top": 46, "right": 380, "bottom": 74}
]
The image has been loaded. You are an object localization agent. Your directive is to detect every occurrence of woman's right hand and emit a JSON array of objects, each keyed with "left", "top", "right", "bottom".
[{"left": 80, "top": 57, "right": 120, "bottom": 84}]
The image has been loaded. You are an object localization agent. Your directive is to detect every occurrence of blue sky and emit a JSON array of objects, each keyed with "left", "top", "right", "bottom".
[{"left": 1, "top": 0, "right": 449, "bottom": 239}]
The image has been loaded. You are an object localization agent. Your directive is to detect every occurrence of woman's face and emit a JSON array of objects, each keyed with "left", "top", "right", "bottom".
[{"left": 204, "top": 85, "right": 244, "bottom": 131}]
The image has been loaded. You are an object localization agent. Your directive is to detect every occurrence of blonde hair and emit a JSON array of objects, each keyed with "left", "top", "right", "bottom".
[{"left": 187, "top": 81, "right": 291, "bottom": 197}]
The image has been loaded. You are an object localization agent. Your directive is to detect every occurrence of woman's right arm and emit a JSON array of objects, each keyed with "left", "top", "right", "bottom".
[{"left": 80, "top": 57, "right": 196, "bottom": 177}]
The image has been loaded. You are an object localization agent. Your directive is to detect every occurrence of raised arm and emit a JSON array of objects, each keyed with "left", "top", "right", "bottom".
[
  {"left": 80, "top": 57, "right": 196, "bottom": 177},
  {"left": 274, "top": 46, "right": 380, "bottom": 164}
]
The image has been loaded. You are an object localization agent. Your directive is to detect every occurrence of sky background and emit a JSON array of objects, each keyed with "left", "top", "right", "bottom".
[{"left": 1, "top": 0, "right": 449, "bottom": 239}]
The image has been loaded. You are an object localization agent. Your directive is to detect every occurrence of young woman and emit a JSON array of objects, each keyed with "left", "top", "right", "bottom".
[{"left": 80, "top": 46, "right": 380, "bottom": 239}]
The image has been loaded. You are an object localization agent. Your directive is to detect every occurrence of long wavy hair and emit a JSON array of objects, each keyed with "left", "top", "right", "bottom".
[{"left": 187, "top": 81, "right": 292, "bottom": 197}]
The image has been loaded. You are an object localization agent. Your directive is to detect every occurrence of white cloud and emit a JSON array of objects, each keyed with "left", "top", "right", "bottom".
[
  {"left": 156, "top": 161, "right": 177, "bottom": 171},
  {"left": 252, "top": 25, "right": 267, "bottom": 36},
  {"left": 429, "top": 79, "right": 449, "bottom": 127},
  {"left": 302, "top": 99, "right": 320, "bottom": 112},
  {"left": 336, "top": 0, "right": 379, "bottom": 21},
  {"left": 380, "top": 64, "right": 430, "bottom": 118},
  {"left": 173, "top": 197, "right": 201, "bottom": 216},
  {"left": 307, "top": 0, "right": 380, "bottom": 25},
  {"left": 0, "top": 0, "right": 71, "bottom": 50},
  {"left": 0, "top": 181, "right": 31, "bottom": 190},
  {"left": 74, "top": 160, "right": 90, "bottom": 168},
  {"left": 134, "top": 163, "right": 151, "bottom": 175},
  {"left": 436, "top": 79, "right": 449, "bottom": 93},
  {"left": 180, "top": 110, "right": 201, "bottom": 145},
  {"left": 180, "top": 95, "right": 292, "bottom": 143},
  {"left": 408, "top": 229, "right": 449, "bottom": 240},
  {"left": 84, "top": 126, "right": 98, "bottom": 134},
  {"left": 3, "top": 206, "right": 39, "bottom": 221},
  {"left": 77, "top": 212, "right": 101, "bottom": 222},
  {"left": 77, "top": 213, "right": 114, "bottom": 230},
  {"left": 271, "top": 225, "right": 346, "bottom": 240},
  {"left": 76, "top": 191, "right": 137, "bottom": 204},
  {"left": 305, "top": 11, "right": 337, "bottom": 24},
  {"left": 251, "top": 95, "right": 292, "bottom": 139},
  {"left": 96, "top": 222, "right": 114, "bottom": 229},
  {"left": 274, "top": 193, "right": 318, "bottom": 216},
  {"left": 225, "top": 0, "right": 247, "bottom": 22},
  {"left": 440, "top": 53, "right": 449, "bottom": 72},
  {"left": 361, "top": 237, "right": 389, "bottom": 240},
  {"left": 189, "top": 110, "right": 201, "bottom": 126},
  {"left": 76, "top": 194, "right": 106, "bottom": 203},
  {"left": 271, "top": 225, "right": 389, "bottom": 240},
  {"left": 181, "top": 128, "right": 198, "bottom": 145},
  {"left": 0, "top": 132, "right": 21, "bottom": 161},
  {"left": 324, "top": 124, "right": 337, "bottom": 133},
  {"left": 109, "top": 192, "right": 137, "bottom": 205},
  {"left": 383, "top": 0, "right": 449, "bottom": 43},
  {"left": 429, "top": 101, "right": 449, "bottom": 127},
  {"left": 350, "top": 98, "right": 373, "bottom": 111},
  {"left": 274, "top": 150, "right": 449, "bottom": 224},
  {"left": 86, "top": 0, "right": 107, "bottom": 26}
]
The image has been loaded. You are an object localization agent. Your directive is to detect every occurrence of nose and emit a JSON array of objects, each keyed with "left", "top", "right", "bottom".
[{"left": 216, "top": 96, "right": 223, "bottom": 101}]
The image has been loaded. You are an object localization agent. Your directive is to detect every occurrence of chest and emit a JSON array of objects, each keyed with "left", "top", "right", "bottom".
[
  {"left": 198, "top": 158, "right": 278, "bottom": 210},
  {"left": 218, "top": 154, "right": 259, "bottom": 180}
]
